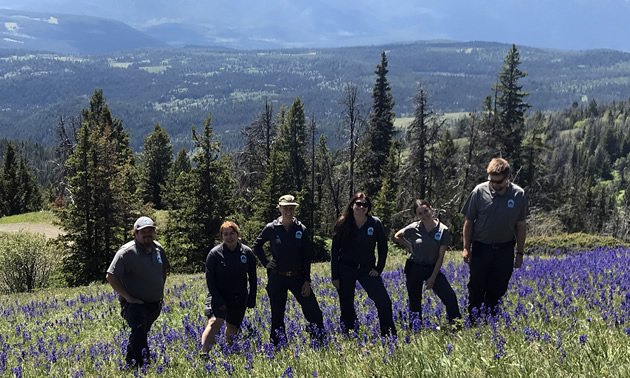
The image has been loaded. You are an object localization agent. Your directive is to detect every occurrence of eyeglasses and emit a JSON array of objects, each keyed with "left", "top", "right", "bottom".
[
  {"left": 488, "top": 176, "right": 507, "bottom": 184},
  {"left": 354, "top": 202, "right": 369, "bottom": 208}
]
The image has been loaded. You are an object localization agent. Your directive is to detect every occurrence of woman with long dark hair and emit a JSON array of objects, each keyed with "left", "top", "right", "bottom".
[{"left": 331, "top": 192, "right": 396, "bottom": 337}]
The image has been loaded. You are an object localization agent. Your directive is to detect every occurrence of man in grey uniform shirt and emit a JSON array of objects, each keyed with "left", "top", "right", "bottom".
[
  {"left": 106, "top": 216, "right": 169, "bottom": 367},
  {"left": 461, "top": 158, "right": 527, "bottom": 318}
]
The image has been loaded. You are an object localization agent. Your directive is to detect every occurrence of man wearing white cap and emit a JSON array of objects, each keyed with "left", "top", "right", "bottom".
[{"left": 106, "top": 216, "right": 170, "bottom": 368}]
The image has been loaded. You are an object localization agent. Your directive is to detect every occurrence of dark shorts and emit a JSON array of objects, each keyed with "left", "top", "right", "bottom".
[{"left": 204, "top": 293, "right": 248, "bottom": 326}]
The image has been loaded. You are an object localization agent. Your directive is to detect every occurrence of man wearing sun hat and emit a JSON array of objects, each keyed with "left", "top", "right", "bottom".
[{"left": 106, "top": 216, "right": 170, "bottom": 368}]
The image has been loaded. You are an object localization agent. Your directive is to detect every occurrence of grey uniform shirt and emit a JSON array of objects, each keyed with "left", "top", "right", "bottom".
[
  {"left": 461, "top": 181, "right": 528, "bottom": 244},
  {"left": 399, "top": 220, "right": 451, "bottom": 265},
  {"left": 107, "top": 239, "right": 170, "bottom": 303}
]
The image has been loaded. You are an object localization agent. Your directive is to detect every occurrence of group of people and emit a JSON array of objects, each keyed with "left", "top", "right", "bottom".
[{"left": 106, "top": 157, "right": 528, "bottom": 367}]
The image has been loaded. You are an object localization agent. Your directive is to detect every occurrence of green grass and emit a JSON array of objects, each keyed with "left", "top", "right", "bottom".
[{"left": 0, "top": 210, "right": 56, "bottom": 225}]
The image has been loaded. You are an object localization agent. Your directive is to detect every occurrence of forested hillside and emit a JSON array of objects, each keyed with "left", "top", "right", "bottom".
[
  {"left": 2, "top": 41, "right": 630, "bottom": 151},
  {"left": 3, "top": 44, "right": 630, "bottom": 284}
]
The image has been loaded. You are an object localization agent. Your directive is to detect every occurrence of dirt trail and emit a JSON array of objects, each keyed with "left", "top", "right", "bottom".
[{"left": 0, "top": 223, "right": 64, "bottom": 239}]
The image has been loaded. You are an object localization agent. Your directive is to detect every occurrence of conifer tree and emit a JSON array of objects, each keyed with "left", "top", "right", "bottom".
[
  {"left": 57, "top": 90, "right": 137, "bottom": 286},
  {"left": 139, "top": 123, "right": 173, "bottom": 209},
  {"left": 162, "top": 147, "right": 191, "bottom": 209},
  {"left": 165, "top": 115, "right": 234, "bottom": 272},
  {"left": 0, "top": 143, "right": 42, "bottom": 215},
  {"left": 496, "top": 44, "right": 531, "bottom": 167},
  {"left": 359, "top": 51, "right": 396, "bottom": 197},
  {"left": 253, "top": 98, "right": 312, "bottom": 226},
  {"left": 373, "top": 140, "right": 401, "bottom": 235}
]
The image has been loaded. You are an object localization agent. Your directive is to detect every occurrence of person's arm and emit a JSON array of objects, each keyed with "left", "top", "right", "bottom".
[
  {"left": 393, "top": 228, "right": 412, "bottom": 252},
  {"left": 247, "top": 250, "right": 257, "bottom": 308},
  {"left": 331, "top": 232, "right": 341, "bottom": 289},
  {"left": 373, "top": 218, "right": 388, "bottom": 276},
  {"left": 205, "top": 251, "right": 225, "bottom": 308},
  {"left": 252, "top": 226, "right": 275, "bottom": 269},
  {"left": 426, "top": 246, "right": 447, "bottom": 290},
  {"left": 301, "top": 226, "right": 313, "bottom": 283},
  {"left": 514, "top": 220, "right": 526, "bottom": 268},
  {"left": 462, "top": 218, "right": 473, "bottom": 264},
  {"left": 106, "top": 273, "right": 143, "bottom": 304}
]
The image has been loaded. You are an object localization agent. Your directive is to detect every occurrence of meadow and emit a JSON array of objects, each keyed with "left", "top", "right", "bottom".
[{"left": 1, "top": 247, "right": 629, "bottom": 377}]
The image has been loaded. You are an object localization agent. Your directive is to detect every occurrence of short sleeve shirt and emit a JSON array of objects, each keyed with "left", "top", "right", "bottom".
[
  {"left": 461, "top": 181, "right": 528, "bottom": 244},
  {"left": 400, "top": 220, "right": 451, "bottom": 265},
  {"left": 107, "top": 239, "right": 169, "bottom": 303}
]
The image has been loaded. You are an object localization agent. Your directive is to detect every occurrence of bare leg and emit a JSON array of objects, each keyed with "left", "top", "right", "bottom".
[
  {"left": 201, "top": 317, "right": 224, "bottom": 353},
  {"left": 225, "top": 322, "right": 240, "bottom": 345}
]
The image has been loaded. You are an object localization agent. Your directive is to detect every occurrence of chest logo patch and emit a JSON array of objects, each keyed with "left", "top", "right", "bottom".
[
  {"left": 507, "top": 199, "right": 515, "bottom": 208},
  {"left": 240, "top": 254, "right": 247, "bottom": 263},
  {"left": 367, "top": 227, "right": 374, "bottom": 236},
  {"left": 295, "top": 230, "right": 303, "bottom": 239},
  {"left": 434, "top": 232, "right": 442, "bottom": 241},
  {"left": 156, "top": 252, "right": 162, "bottom": 264}
]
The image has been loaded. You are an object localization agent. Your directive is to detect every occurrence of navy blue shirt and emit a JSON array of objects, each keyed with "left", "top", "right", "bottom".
[
  {"left": 252, "top": 218, "right": 313, "bottom": 281},
  {"left": 331, "top": 215, "right": 388, "bottom": 280},
  {"left": 205, "top": 242, "right": 257, "bottom": 308}
]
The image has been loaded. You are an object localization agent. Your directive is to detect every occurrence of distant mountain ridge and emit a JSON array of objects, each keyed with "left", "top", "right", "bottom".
[
  {"left": 4, "top": 0, "right": 630, "bottom": 52},
  {"left": 0, "top": 9, "right": 165, "bottom": 55},
  {"left": 2, "top": 40, "right": 630, "bottom": 153}
]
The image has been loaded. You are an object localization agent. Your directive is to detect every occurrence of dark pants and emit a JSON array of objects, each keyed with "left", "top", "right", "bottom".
[
  {"left": 337, "top": 264, "right": 396, "bottom": 336},
  {"left": 266, "top": 274, "right": 323, "bottom": 346},
  {"left": 120, "top": 300, "right": 162, "bottom": 366},
  {"left": 467, "top": 241, "right": 515, "bottom": 317},
  {"left": 404, "top": 260, "right": 461, "bottom": 322}
]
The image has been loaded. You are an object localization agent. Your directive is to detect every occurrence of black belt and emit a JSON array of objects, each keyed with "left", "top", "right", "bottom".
[
  {"left": 473, "top": 240, "right": 515, "bottom": 249},
  {"left": 340, "top": 260, "right": 371, "bottom": 269}
]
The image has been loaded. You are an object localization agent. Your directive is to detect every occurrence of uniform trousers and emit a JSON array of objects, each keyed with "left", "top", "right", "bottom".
[
  {"left": 337, "top": 263, "right": 396, "bottom": 336},
  {"left": 467, "top": 240, "right": 515, "bottom": 317},
  {"left": 120, "top": 300, "right": 162, "bottom": 366},
  {"left": 266, "top": 273, "right": 323, "bottom": 346},
  {"left": 404, "top": 260, "right": 461, "bottom": 322}
]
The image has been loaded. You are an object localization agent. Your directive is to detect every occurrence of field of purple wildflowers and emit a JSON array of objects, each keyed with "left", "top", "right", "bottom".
[{"left": 1, "top": 246, "right": 630, "bottom": 377}]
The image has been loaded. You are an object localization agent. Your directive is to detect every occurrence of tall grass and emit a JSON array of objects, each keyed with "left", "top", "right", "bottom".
[{"left": 1, "top": 248, "right": 629, "bottom": 377}]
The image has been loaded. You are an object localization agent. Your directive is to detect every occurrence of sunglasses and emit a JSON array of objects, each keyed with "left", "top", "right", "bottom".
[
  {"left": 354, "top": 202, "right": 369, "bottom": 208},
  {"left": 488, "top": 176, "right": 507, "bottom": 184}
]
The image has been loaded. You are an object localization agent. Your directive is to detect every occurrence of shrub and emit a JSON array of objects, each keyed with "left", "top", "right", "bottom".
[
  {"left": 0, "top": 232, "right": 60, "bottom": 294},
  {"left": 525, "top": 232, "right": 627, "bottom": 254}
]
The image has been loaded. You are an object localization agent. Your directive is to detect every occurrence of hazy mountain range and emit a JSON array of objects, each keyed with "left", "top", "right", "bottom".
[{"left": 2, "top": 0, "right": 630, "bottom": 54}]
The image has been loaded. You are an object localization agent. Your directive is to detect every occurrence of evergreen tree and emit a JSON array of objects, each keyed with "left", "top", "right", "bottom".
[
  {"left": 404, "top": 83, "right": 443, "bottom": 202},
  {"left": 0, "top": 142, "right": 43, "bottom": 216},
  {"left": 373, "top": 140, "right": 401, "bottom": 235},
  {"left": 139, "top": 123, "right": 173, "bottom": 209},
  {"left": 235, "top": 98, "right": 278, "bottom": 217},
  {"left": 57, "top": 90, "right": 137, "bottom": 286},
  {"left": 163, "top": 147, "right": 191, "bottom": 209},
  {"left": 252, "top": 98, "right": 312, "bottom": 226},
  {"left": 339, "top": 82, "right": 366, "bottom": 198},
  {"left": 0, "top": 142, "right": 19, "bottom": 216},
  {"left": 496, "top": 44, "right": 531, "bottom": 166},
  {"left": 165, "top": 115, "right": 235, "bottom": 272},
  {"left": 359, "top": 51, "right": 396, "bottom": 196}
]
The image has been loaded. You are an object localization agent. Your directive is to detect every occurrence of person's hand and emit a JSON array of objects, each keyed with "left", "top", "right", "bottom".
[
  {"left": 462, "top": 248, "right": 471, "bottom": 264},
  {"left": 219, "top": 304, "right": 227, "bottom": 311},
  {"left": 266, "top": 259, "right": 277, "bottom": 270},
  {"left": 368, "top": 269, "right": 379, "bottom": 277},
  {"left": 331, "top": 279, "right": 340, "bottom": 290},
  {"left": 425, "top": 277, "right": 436, "bottom": 290},
  {"left": 301, "top": 281, "right": 311, "bottom": 297},
  {"left": 514, "top": 253, "right": 524, "bottom": 268}
]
